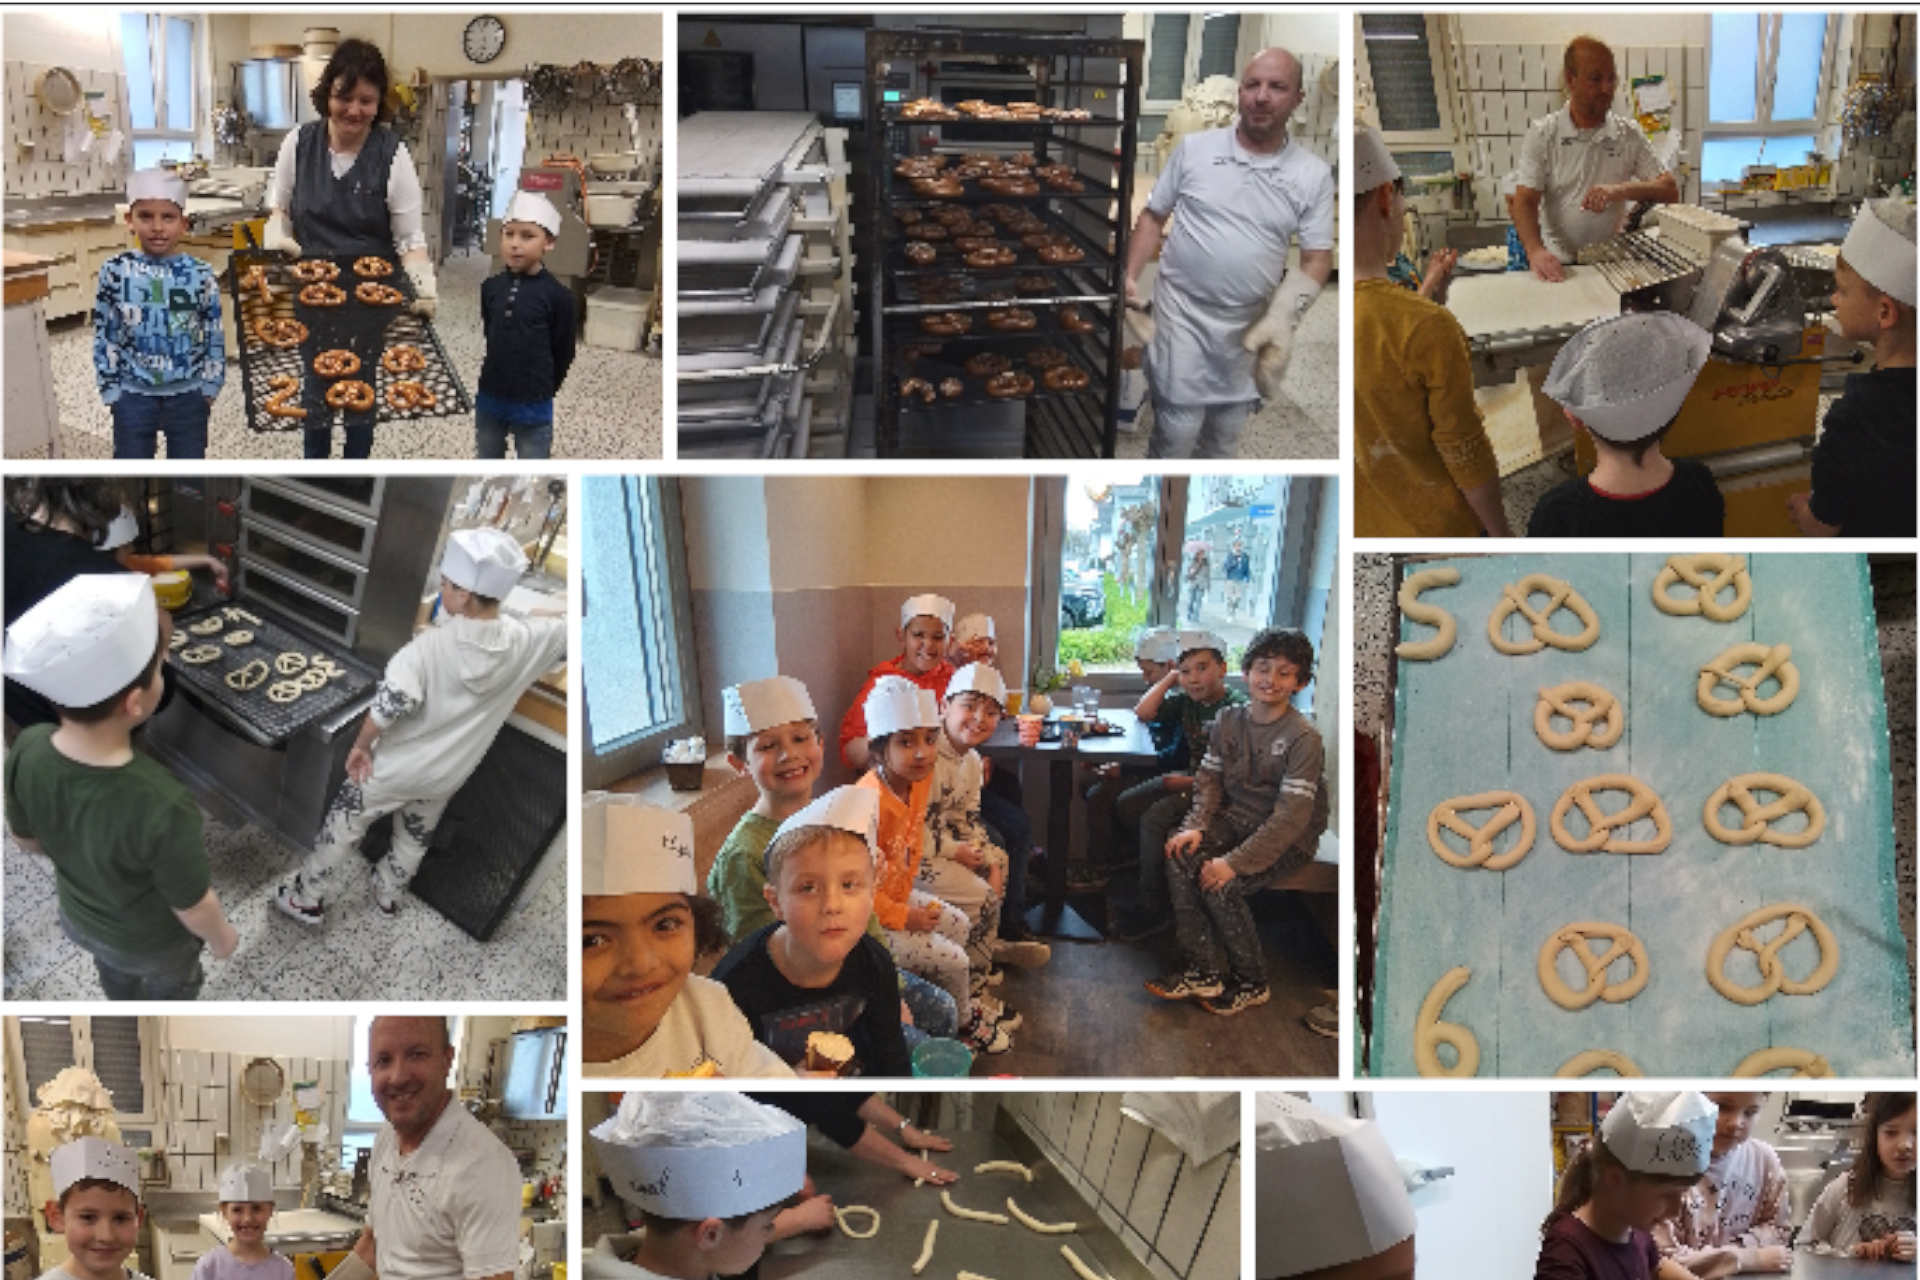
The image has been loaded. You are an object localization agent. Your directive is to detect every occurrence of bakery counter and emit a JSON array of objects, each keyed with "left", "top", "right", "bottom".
[
  {"left": 4, "top": 248, "right": 60, "bottom": 455},
  {"left": 1788, "top": 1251, "right": 1913, "bottom": 1278}
]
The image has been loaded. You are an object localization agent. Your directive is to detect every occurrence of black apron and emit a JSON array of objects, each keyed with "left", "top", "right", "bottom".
[{"left": 290, "top": 119, "right": 399, "bottom": 258}]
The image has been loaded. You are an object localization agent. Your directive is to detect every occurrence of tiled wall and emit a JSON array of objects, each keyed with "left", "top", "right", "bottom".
[
  {"left": 1002, "top": 1092, "right": 1239, "bottom": 1280},
  {"left": 527, "top": 100, "right": 662, "bottom": 174},
  {"left": 152, "top": 1050, "right": 350, "bottom": 1194},
  {"left": 493, "top": 1116, "right": 568, "bottom": 1173},
  {"left": 4, "top": 61, "right": 132, "bottom": 197},
  {"left": 1292, "top": 51, "right": 1339, "bottom": 170}
]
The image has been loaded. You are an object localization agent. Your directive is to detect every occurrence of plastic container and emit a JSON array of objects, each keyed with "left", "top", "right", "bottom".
[
  {"left": 911, "top": 1037, "right": 974, "bottom": 1078},
  {"left": 665, "top": 761, "right": 704, "bottom": 792},
  {"left": 153, "top": 570, "right": 192, "bottom": 610},
  {"left": 584, "top": 286, "right": 648, "bottom": 351}
]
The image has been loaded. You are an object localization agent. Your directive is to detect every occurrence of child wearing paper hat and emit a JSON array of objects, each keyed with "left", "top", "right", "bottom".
[
  {"left": 1531, "top": 312, "right": 1725, "bottom": 537},
  {"left": 581, "top": 794, "right": 790, "bottom": 1079},
  {"left": 275, "top": 527, "right": 566, "bottom": 927},
  {"left": 477, "top": 188, "right": 576, "bottom": 461},
  {"left": 1536, "top": 1091, "right": 1715, "bottom": 1280},
  {"left": 95, "top": 169, "right": 222, "bottom": 460},
  {"left": 949, "top": 612, "right": 997, "bottom": 666},
  {"left": 1255, "top": 1094, "right": 1415, "bottom": 1278},
  {"left": 588, "top": 1093, "right": 805, "bottom": 1280},
  {"left": 1789, "top": 197, "right": 1917, "bottom": 536},
  {"left": 43, "top": 1138, "right": 149, "bottom": 1280},
  {"left": 195, "top": 1163, "right": 292, "bottom": 1280},
  {"left": 837, "top": 593, "right": 958, "bottom": 770},
  {"left": 4, "top": 575, "right": 238, "bottom": 998}
]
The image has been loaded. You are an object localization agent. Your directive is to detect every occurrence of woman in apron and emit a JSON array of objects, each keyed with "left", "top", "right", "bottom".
[{"left": 264, "top": 39, "right": 436, "bottom": 459}]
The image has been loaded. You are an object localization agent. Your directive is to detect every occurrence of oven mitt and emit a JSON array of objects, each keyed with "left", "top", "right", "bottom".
[
  {"left": 404, "top": 256, "right": 438, "bottom": 319},
  {"left": 263, "top": 212, "right": 302, "bottom": 258},
  {"left": 1243, "top": 271, "right": 1322, "bottom": 400}
]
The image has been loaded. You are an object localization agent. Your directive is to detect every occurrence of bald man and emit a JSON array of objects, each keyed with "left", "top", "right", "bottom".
[{"left": 1125, "top": 47, "right": 1335, "bottom": 459}]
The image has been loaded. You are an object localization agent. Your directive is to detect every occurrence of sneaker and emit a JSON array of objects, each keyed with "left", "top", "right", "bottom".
[
  {"left": 273, "top": 880, "right": 324, "bottom": 927},
  {"left": 970, "top": 967, "right": 1006, "bottom": 994},
  {"left": 1201, "top": 983, "right": 1272, "bottom": 1017},
  {"left": 1111, "top": 907, "right": 1172, "bottom": 943},
  {"left": 1144, "top": 969, "right": 1224, "bottom": 1001},
  {"left": 372, "top": 858, "right": 405, "bottom": 916},
  {"left": 974, "top": 995, "right": 1023, "bottom": 1032},
  {"left": 1303, "top": 1001, "right": 1339, "bottom": 1039},
  {"left": 991, "top": 938, "right": 1052, "bottom": 969},
  {"left": 962, "top": 1012, "right": 1014, "bottom": 1054}
]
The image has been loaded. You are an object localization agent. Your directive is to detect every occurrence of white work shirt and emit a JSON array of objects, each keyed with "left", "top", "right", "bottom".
[
  {"left": 585, "top": 975, "right": 795, "bottom": 1080},
  {"left": 1515, "top": 107, "right": 1666, "bottom": 260},
  {"left": 368, "top": 1101, "right": 522, "bottom": 1280},
  {"left": 1146, "top": 126, "right": 1335, "bottom": 405}
]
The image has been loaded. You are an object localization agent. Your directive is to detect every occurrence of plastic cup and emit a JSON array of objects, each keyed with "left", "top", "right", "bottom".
[
  {"left": 1017, "top": 714, "right": 1044, "bottom": 746},
  {"left": 1005, "top": 691, "right": 1024, "bottom": 715},
  {"left": 911, "top": 1037, "right": 975, "bottom": 1077}
]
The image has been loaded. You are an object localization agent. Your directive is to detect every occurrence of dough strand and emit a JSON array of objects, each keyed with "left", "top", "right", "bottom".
[
  {"left": 912, "top": 1220, "right": 938, "bottom": 1275},
  {"left": 1007, "top": 1197, "right": 1079, "bottom": 1234},
  {"left": 1414, "top": 966, "right": 1480, "bottom": 1077},
  {"left": 1554, "top": 1049, "right": 1644, "bottom": 1078},
  {"left": 833, "top": 1204, "right": 880, "bottom": 1239},
  {"left": 1731, "top": 1047, "right": 1833, "bottom": 1078},
  {"left": 973, "top": 1160, "right": 1035, "bottom": 1181},
  {"left": 941, "top": 1189, "right": 1010, "bottom": 1225},
  {"left": 1395, "top": 566, "right": 1460, "bottom": 661}
]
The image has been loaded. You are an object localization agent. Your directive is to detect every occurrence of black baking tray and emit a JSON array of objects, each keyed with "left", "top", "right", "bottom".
[
  {"left": 227, "top": 249, "right": 472, "bottom": 434},
  {"left": 894, "top": 327, "right": 1110, "bottom": 410},
  {"left": 165, "top": 601, "right": 379, "bottom": 746}
]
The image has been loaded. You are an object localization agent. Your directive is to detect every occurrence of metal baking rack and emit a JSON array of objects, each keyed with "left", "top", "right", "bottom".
[{"left": 165, "top": 601, "right": 379, "bottom": 747}]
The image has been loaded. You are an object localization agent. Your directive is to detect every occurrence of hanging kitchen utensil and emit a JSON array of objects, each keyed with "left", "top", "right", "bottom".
[
  {"left": 241, "top": 1057, "right": 286, "bottom": 1105},
  {"left": 35, "top": 67, "right": 83, "bottom": 116}
]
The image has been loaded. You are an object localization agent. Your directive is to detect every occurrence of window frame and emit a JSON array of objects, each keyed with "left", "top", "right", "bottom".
[
  {"left": 6, "top": 1015, "right": 162, "bottom": 1129},
  {"left": 1142, "top": 12, "right": 1252, "bottom": 116},
  {"left": 124, "top": 13, "right": 201, "bottom": 162},
  {"left": 1356, "top": 12, "right": 1460, "bottom": 149},
  {"left": 1701, "top": 12, "right": 1840, "bottom": 186}
]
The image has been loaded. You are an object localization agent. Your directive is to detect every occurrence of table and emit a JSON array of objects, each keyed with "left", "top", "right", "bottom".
[
  {"left": 981, "top": 709, "right": 1159, "bottom": 941},
  {"left": 1788, "top": 1250, "right": 1913, "bottom": 1279}
]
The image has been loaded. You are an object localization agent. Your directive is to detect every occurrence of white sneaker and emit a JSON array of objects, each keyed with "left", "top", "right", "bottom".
[
  {"left": 372, "top": 859, "right": 404, "bottom": 916},
  {"left": 991, "top": 938, "right": 1052, "bottom": 969}
]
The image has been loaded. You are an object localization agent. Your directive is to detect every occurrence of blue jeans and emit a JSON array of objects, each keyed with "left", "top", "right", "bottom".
[
  {"left": 476, "top": 405, "right": 552, "bottom": 459},
  {"left": 111, "top": 391, "right": 209, "bottom": 459},
  {"left": 60, "top": 910, "right": 204, "bottom": 1000},
  {"left": 900, "top": 969, "right": 957, "bottom": 1038},
  {"left": 304, "top": 420, "right": 373, "bottom": 459}
]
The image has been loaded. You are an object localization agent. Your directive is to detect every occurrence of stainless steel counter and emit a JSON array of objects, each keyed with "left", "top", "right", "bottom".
[
  {"left": 4, "top": 195, "right": 123, "bottom": 229},
  {"left": 1789, "top": 1249, "right": 1913, "bottom": 1278}
]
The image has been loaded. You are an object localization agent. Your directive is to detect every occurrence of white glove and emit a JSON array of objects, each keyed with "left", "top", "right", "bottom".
[
  {"left": 1243, "top": 270, "right": 1322, "bottom": 399},
  {"left": 263, "top": 212, "right": 301, "bottom": 257},
  {"left": 404, "top": 257, "right": 438, "bottom": 319},
  {"left": 322, "top": 1251, "right": 373, "bottom": 1280}
]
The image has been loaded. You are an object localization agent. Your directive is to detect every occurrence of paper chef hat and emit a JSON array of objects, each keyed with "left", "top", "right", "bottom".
[
  {"left": 102, "top": 505, "right": 140, "bottom": 551},
  {"left": 591, "top": 1092, "right": 805, "bottom": 1219},
  {"left": 217, "top": 1162, "right": 273, "bottom": 1203},
  {"left": 1353, "top": 126, "right": 1402, "bottom": 194},
  {"left": 770, "top": 785, "right": 880, "bottom": 869},
  {"left": 4, "top": 574, "right": 159, "bottom": 708},
  {"left": 952, "top": 613, "right": 996, "bottom": 644},
  {"left": 1543, "top": 312, "right": 1712, "bottom": 441},
  {"left": 723, "top": 675, "right": 817, "bottom": 737},
  {"left": 581, "top": 793, "right": 696, "bottom": 896},
  {"left": 503, "top": 189, "right": 562, "bottom": 238},
  {"left": 1840, "top": 197, "right": 1917, "bottom": 307},
  {"left": 946, "top": 663, "right": 1007, "bottom": 707},
  {"left": 1600, "top": 1091, "right": 1714, "bottom": 1177},
  {"left": 440, "top": 527, "right": 528, "bottom": 599},
  {"left": 127, "top": 167, "right": 187, "bottom": 210},
  {"left": 865, "top": 675, "right": 929, "bottom": 738},
  {"left": 1134, "top": 627, "right": 1180, "bottom": 662},
  {"left": 51, "top": 1137, "right": 140, "bottom": 1199},
  {"left": 1175, "top": 629, "right": 1227, "bottom": 661},
  {"left": 1254, "top": 1095, "right": 1415, "bottom": 1277},
  {"left": 899, "top": 594, "right": 956, "bottom": 630}
]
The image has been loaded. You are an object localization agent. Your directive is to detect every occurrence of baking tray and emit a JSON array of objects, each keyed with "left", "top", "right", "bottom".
[
  {"left": 165, "top": 600, "right": 379, "bottom": 747},
  {"left": 228, "top": 248, "right": 472, "bottom": 434}
]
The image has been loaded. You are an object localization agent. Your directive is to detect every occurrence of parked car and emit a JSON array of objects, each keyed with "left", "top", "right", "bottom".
[{"left": 1060, "top": 568, "right": 1106, "bottom": 628}]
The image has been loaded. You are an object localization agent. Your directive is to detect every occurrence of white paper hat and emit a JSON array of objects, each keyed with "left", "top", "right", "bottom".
[
  {"left": 946, "top": 663, "right": 1007, "bottom": 707},
  {"left": 899, "top": 593, "right": 956, "bottom": 629},
  {"left": 1354, "top": 126, "right": 1402, "bottom": 194},
  {"left": 1600, "top": 1091, "right": 1715, "bottom": 1178},
  {"left": 127, "top": 168, "right": 187, "bottom": 209},
  {"left": 1134, "top": 627, "right": 1180, "bottom": 662},
  {"left": 217, "top": 1162, "right": 273, "bottom": 1203},
  {"left": 591, "top": 1093, "right": 805, "bottom": 1219},
  {"left": 723, "top": 675, "right": 817, "bottom": 737},
  {"left": 1175, "top": 629, "right": 1227, "bottom": 660},
  {"left": 1841, "top": 197, "right": 1917, "bottom": 307},
  {"left": 4, "top": 574, "right": 159, "bottom": 708},
  {"left": 441, "top": 527, "right": 528, "bottom": 599},
  {"left": 865, "top": 675, "right": 926, "bottom": 738},
  {"left": 1543, "top": 312, "right": 1712, "bottom": 441},
  {"left": 52, "top": 1137, "right": 140, "bottom": 1198},
  {"left": 102, "top": 505, "right": 140, "bottom": 551},
  {"left": 770, "top": 785, "right": 880, "bottom": 869},
  {"left": 581, "top": 793, "right": 696, "bottom": 896},
  {"left": 953, "top": 613, "right": 996, "bottom": 644},
  {"left": 503, "top": 189, "right": 562, "bottom": 238},
  {"left": 1254, "top": 1095, "right": 1415, "bottom": 1277}
]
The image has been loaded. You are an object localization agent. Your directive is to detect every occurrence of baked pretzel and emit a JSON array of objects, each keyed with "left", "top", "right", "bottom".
[
  {"left": 225, "top": 659, "right": 269, "bottom": 692},
  {"left": 251, "top": 317, "right": 309, "bottom": 350},
  {"left": 905, "top": 223, "right": 950, "bottom": 243},
  {"left": 352, "top": 256, "right": 394, "bottom": 277},
  {"left": 920, "top": 312, "right": 972, "bottom": 336},
  {"left": 313, "top": 349, "right": 361, "bottom": 378},
  {"left": 896, "top": 209, "right": 924, "bottom": 226},
  {"left": 986, "top": 307, "right": 1036, "bottom": 330},
  {"left": 380, "top": 344, "right": 427, "bottom": 374},
  {"left": 900, "top": 98, "right": 957, "bottom": 121},
  {"left": 1015, "top": 275, "right": 1054, "bottom": 296},
  {"left": 299, "top": 282, "right": 347, "bottom": 306},
  {"left": 355, "top": 281, "right": 404, "bottom": 306},
  {"left": 982, "top": 176, "right": 1040, "bottom": 196},
  {"left": 905, "top": 242, "right": 938, "bottom": 266},
  {"left": 262, "top": 374, "right": 308, "bottom": 420},
  {"left": 911, "top": 176, "right": 965, "bottom": 199},
  {"left": 938, "top": 377, "right": 964, "bottom": 399},
  {"left": 273, "top": 651, "right": 310, "bottom": 677},
  {"left": 900, "top": 377, "right": 936, "bottom": 405},
  {"left": 985, "top": 371, "right": 1035, "bottom": 398},
  {"left": 326, "top": 380, "right": 376, "bottom": 411},
  {"left": 1059, "top": 307, "right": 1095, "bottom": 332},
  {"left": 1043, "top": 364, "right": 1090, "bottom": 391},
  {"left": 1026, "top": 346, "right": 1069, "bottom": 369},
  {"left": 386, "top": 380, "right": 438, "bottom": 412},
  {"left": 291, "top": 259, "right": 340, "bottom": 283},
  {"left": 266, "top": 681, "right": 304, "bottom": 704},
  {"left": 240, "top": 263, "right": 274, "bottom": 309},
  {"left": 1037, "top": 242, "right": 1084, "bottom": 264},
  {"left": 903, "top": 342, "right": 944, "bottom": 362},
  {"left": 953, "top": 236, "right": 998, "bottom": 255},
  {"left": 930, "top": 206, "right": 971, "bottom": 226},
  {"left": 965, "top": 352, "right": 1011, "bottom": 378},
  {"left": 966, "top": 247, "right": 1018, "bottom": 268}
]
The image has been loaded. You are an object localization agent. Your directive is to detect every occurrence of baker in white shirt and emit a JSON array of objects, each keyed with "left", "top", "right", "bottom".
[
  {"left": 1125, "top": 48, "right": 1335, "bottom": 459},
  {"left": 1513, "top": 36, "right": 1678, "bottom": 281}
]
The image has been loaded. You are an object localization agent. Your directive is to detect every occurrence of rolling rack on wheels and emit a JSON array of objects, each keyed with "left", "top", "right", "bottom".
[{"left": 866, "top": 27, "right": 1141, "bottom": 459}]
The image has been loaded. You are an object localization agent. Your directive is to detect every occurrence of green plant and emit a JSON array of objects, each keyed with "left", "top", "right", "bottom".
[{"left": 1055, "top": 573, "right": 1150, "bottom": 666}]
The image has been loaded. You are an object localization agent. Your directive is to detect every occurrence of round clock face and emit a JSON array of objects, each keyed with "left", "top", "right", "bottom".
[{"left": 464, "top": 15, "right": 505, "bottom": 64}]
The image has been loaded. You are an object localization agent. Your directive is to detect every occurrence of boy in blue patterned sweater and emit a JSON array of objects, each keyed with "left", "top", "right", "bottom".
[{"left": 92, "top": 169, "right": 223, "bottom": 459}]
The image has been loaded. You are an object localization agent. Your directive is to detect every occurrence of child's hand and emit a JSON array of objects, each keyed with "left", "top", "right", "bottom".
[
  {"left": 1197, "top": 859, "right": 1236, "bottom": 893},
  {"left": 900, "top": 999, "right": 914, "bottom": 1027},
  {"left": 1895, "top": 1232, "right": 1916, "bottom": 1262},
  {"left": 1164, "top": 829, "right": 1204, "bottom": 861},
  {"left": 210, "top": 920, "right": 239, "bottom": 959},
  {"left": 987, "top": 862, "right": 1005, "bottom": 895},
  {"left": 1163, "top": 773, "right": 1194, "bottom": 792},
  {"left": 906, "top": 904, "right": 940, "bottom": 932},
  {"left": 952, "top": 844, "right": 984, "bottom": 870},
  {"left": 346, "top": 745, "right": 375, "bottom": 783},
  {"left": 786, "top": 1194, "right": 838, "bottom": 1235},
  {"left": 1747, "top": 1245, "right": 1790, "bottom": 1272}
]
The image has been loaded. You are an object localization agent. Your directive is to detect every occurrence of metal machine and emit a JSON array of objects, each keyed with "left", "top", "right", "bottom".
[{"left": 487, "top": 160, "right": 594, "bottom": 280}]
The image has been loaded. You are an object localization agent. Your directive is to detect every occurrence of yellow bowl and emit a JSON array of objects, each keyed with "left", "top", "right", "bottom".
[{"left": 153, "top": 570, "right": 192, "bottom": 610}]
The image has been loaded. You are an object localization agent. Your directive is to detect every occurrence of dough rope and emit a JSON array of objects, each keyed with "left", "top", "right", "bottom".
[
  {"left": 1426, "top": 791, "right": 1534, "bottom": 871},
  {"left": 1059, "top": 1244, "right": 1112, "bottom": 1280},
  {"left": 833, "top": 1205, "right": 880, "bottom": 1239},
  {"left": 1538, "top": 922, "right": 1649, "bottom": 1010},
  {"left": 1706, "top": 902, "right": 1839, "bottom": 1005},
  {"left": 913, "top": 1221, "right": 938, "bottom": 1275},
  {"left": 1534, "top": 681, "right": 1624, "bottom": 751},
  {"left": 973, "top": 1161, "right": 1034, "bottom": 1181},
  {"left": 1554, "top": 1049, "right": 1643, "bottom": 1078},
  {"left": 1006, "top": 1198, "right": 1078, "bottom": 1234},
  {"left": 1703, "top": 772, "right": 1825, "bottom": 847},
  {"left": 941, "top": 1189, "right": 1010, "bottom": 1224},
  {"left": 1414, "top": 966, "right": 1480, "bottom": 1077},
  {"left": 1697, "top": 643, "right": 1799, "bottom": 717},
  {"left": 1395, "top": 565, "right": 1460, "bottom": 661},
  {"left": 1549, "top": 774, "right": 1671, "bottom": 854},
  {"left": 1731, "top": 1046, "right": 1832, "bottom": 1078},
  {"left": 1487, "top": 573, "right": 1600, "bottom": 654},
  {"left": 1652, "top": 553, "right": 1751, "bottom": 622}
]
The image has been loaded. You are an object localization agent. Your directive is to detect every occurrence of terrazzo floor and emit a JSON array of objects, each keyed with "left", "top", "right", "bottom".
[
  {"left": 3, "top": 794, "right": 566, "bottom": 1001},
  {"left": 21, "top": 249, "right": 662, "bottom": 461}
]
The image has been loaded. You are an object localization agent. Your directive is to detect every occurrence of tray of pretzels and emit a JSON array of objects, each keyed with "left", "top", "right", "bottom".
[
  {"left": 228, "top": 248, "right": 472, "bottom": 434},
  {"left": 164, "top": 601, "right": 380, "bottom": 746}
]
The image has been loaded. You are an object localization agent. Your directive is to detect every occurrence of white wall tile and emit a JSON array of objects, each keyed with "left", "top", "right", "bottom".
[
  {"left": 1125, "top": 1131, "right": 1182, "bottom": 1241},
  {"left": 1154, "top": 1152, "right": 1234, "bottom": 1274},
  {"left": 1185, "top": 1161, "right": 1239, "bottom": 1280},
  {"left": 1083, "top": 1095, "right": 1123, "bottom": 1192},
  {"left": 1103, "top": 1113, "right": 1151, "bottom": 1206}
]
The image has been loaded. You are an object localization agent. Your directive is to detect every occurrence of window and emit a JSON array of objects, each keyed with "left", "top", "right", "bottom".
[
  {"left": 1144, "top": 13, "right": 1247, "bottom": 111},
  {"left": 582, "top": 476, "right": 700, "bottom": 787},
  {"left": 1359, "top": 14, "right": 1444, "bottom": 134},
  {"left": 7, "top": 1016, "right": 159, "bottom": 1126},
  {"left": 123, "top": 13, "right": 200, "bottom": 170},
  {"left": 1703, "top": 13, "right": 1836, "bottom": 186}
]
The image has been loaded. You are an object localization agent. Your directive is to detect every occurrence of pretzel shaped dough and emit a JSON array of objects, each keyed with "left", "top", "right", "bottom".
[
  {"left": 309, "top": 656, "right": 346, "bottom": 679},
  {"left": 223, "top": 630, "right": 254, "bottom": 646},
  {"left": 190, "top": 616, "right": 228, "bottom": 636},
  {"left": 266, "top": 680, "right": 305, "bottom": 704},
  {"left": 1550, "top": 775, "right": 1672, "bottom": 854},
  {"left": 1427, "top": 791, "right": 1535, "bottom": 871},
  {"left": 1703, "top": 772, "right": 1825, "bottom": 848},
  {"left": 181, "top": 644, "right": 223, "bottom": 665},
  {"left": 1555, "top": 1049, "right": 1643, "bottom": 1078},
  {"left": 1538, "top": 922, "right": 1650, "bottom": 1010},
  {"left": 1414, "top": 966, "right": 1480, "bottom": 1077},
  {"left": 1706, "top": 902, "right": 1838, "bottom": 1004},
  {"left": 1395, "top": 566, "right": 1460, "bottom": 661},
  {"left": 224, "top": 606, "right": 262, "bottom": 625},
  {"left": 225, "top": 659, "right": 269, "bottom": 691},
  {"left": 296, "top": 667, "right": 331, "bottom": 691},
  {"left": 273, "top": 651, "right": 310, "bottom": 676},
  {"left": 1731, "top": 1046, "right": 1833, "bottom": 1078},
  {"left": 1652, "top": 553, "right": 1751, "bottom": 622},
  {"left": 169, "top": 629, "right": 189, "bottom": 650},
  {"left": 1534, "top": 681, "right": 1624, "bottom": 751},
  {"left": 1697, "top": 643, "right": 1799, "bottom": 717},
  {"left": 1487, "top": 573, "right": 1600, "bottom": 654},
  {"left": 833, "top": 1205, "right": 880, "bottom": 1239}
]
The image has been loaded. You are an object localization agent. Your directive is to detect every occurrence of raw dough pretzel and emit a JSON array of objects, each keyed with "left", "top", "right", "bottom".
[
  {"left": 1414, "top": 966, "right": 1479, "bottom": 1077},
  {"left": 1550, "top": 775, "right": 1671, "bottom": 854},
  {"left": 1487, "top": 573, "right": 1600, "bottom": 654},
  {"left": 309, "top": 656, "right": 346, "bottom": 679},
  {"left": 1538, "top": 922, "right": 1650, "bottom": 1010},
  {"left": 1731, "top": 1046, "right": 1832, "bottom": 1078},
  {"left": 1534, "top": 681, "right": 1624, "bottom": 751},
  {"left": 1653, "top": 553, "right": 1751, "bottom": 622},
  {"left": 941, "top": 1189, "right": 1010, "bottom": 1224},
  {"left": 974, "top": 1161, "right": 1034, "bottom": 1181},
  {"left": 266, "top": 681, "right": 305, "bottom": 704},
  {"left": 1703, "top": 772, "right": 1825, "bottom": 847},
  {"left": 224, "top": 606, "right": 262, "bottom": 625},
  {"left": 1706, "top": 902, "right": 1839, "bottom": 1005},
  {"left": 181, "top": 644, "right": 223, "bottom": 665},
  {"left": 1555, "top": 1049, "right": 1643, "bottom": 1078},
  {"left": 169, "top": 630, "right": 189, "bottom": 651},
  {"left": 1394, "top": 565, "right": 1460, "bottom": 661},
  {"left": 274, "top": 651, "right": 310, "bottom": 676},
  {"left": 913, "top": 1221, "right": 938, "bottom": 1275},
  {"left": 1697, "top": 643, "right": 1799, "bottom": 717},
  {"left": 223, "top": 630, "right": 254, "bottom": 646},
  {"left": 291, "top": 259, "right": 340, "bottom": 282},
  {"left": 296, "top": 667, "right": 331, "bottom": 691},
  {"left": 833, "top": 1205, "right": 879, "bottom": 1239},
  {"left": 225, "top": 659, "right": 269, "bottom": 691},
  {"left": 190, "top": 616, "right": 227, "bottom": 636},
  {"left": 1059, "top": 1245, "right": 1111, "bottom": 1280},
  {"left": 1426, "top": 791, "right": 1534, "bottom": 871},
  {"left": 1006, "top": 1198, "right": 1078, "bottom": 1234}
]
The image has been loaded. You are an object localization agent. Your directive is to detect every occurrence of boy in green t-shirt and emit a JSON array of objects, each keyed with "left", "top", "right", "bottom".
[{"left": 3, "top": 574, "right": 238, "bottom": 998}]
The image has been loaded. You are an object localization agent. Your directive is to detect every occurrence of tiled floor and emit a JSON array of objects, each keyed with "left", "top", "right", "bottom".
[
  {"left": 22, "top": 249, "right": 661, "bottom": 461},
  {"left": 3, "top": 796, "right": 566, "bottom": 1002}
]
